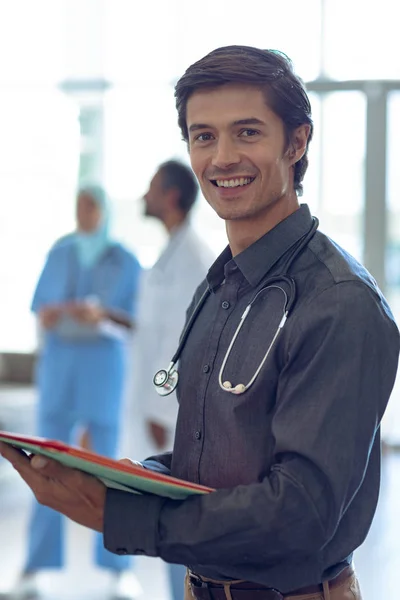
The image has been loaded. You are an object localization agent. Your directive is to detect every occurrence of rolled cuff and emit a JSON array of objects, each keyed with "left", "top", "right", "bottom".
[{"left": 104, "top": 488, "right": 165, "bottom": 557}]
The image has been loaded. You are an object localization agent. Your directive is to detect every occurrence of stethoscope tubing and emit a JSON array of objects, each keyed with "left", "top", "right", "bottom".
[
  {"left": 218, "top": 285, "right": 289, "bottom": 394},
  {"left": 153, "top": 217, "right": 319, "bottom": 396}
]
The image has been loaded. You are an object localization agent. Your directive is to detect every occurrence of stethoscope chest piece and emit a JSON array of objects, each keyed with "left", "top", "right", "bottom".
[{"left": 153, "top": 366, "right": 179, "bottom": 396}]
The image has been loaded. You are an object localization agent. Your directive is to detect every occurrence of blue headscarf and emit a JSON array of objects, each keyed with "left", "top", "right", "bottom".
[{"left": 74, "top": 183, "right": 112, "bottom": 269}]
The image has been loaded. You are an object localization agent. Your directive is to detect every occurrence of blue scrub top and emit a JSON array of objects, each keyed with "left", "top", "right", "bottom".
[
  {"left": 31, "top": 239, "right": 142, "bottom": 425},
  {"left": 32, "top": 239, "right": 141, "bottom": 323}
]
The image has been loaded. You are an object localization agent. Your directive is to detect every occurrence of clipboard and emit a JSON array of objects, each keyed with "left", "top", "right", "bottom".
[{"left": 0, "top": 431, "right": 213, "bottom": 500}]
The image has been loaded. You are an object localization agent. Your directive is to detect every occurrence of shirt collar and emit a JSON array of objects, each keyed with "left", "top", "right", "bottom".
[{"left": 207, "top": 204, "right": 314, "bottom": 290}]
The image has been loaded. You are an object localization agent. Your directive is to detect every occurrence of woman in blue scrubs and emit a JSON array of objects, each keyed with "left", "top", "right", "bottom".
[{"left": 15, "top": 185, "right": 141, "bottom": 598}]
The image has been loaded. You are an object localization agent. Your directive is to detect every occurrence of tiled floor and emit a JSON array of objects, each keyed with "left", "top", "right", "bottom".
[{"left": 1, "top": 386, "right": 400, "bottom": 599}]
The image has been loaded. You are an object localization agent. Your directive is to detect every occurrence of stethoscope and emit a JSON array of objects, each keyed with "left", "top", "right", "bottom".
[{"left": 153, "top": 218, "right": 319, "bottom": 397}]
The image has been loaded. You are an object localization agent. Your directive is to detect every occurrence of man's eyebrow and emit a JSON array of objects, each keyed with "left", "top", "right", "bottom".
[
  {"left": 188, "top": 117, "right": 266, "bottom": 133},
  {"left": 233, "top": 118, "right": 266, "bottom": 126},
  {"left": 188, "top": 123, "right": 212, "bottom": 133}
]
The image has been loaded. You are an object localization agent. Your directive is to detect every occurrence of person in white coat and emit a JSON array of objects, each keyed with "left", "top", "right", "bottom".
[
  {"left": 128, "top": 160, "right": 214, "bottom": 600},
  {"left": 137, "top": 160, "right": 214, "bottom": 452}
]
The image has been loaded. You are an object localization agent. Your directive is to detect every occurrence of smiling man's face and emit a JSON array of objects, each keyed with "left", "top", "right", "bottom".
[{"left": 187, "top": 83, "right": 304, "bottom": 226}]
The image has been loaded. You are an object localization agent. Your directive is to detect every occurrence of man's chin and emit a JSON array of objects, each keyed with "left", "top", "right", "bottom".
[
  {"left": 211, "top": 199, "right": 255, "bottom": 221},
  {"left": 214, "top": 209, "right": 253, "bottom": 222}
]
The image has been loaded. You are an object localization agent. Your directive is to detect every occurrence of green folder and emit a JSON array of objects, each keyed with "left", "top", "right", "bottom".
[{"left": 0, "top": 431, "right": 213, "bottom": 500}]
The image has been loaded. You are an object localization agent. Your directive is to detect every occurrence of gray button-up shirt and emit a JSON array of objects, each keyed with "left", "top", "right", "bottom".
[{"left": 105, "top": 204, "right": 399, "bottom": 593}]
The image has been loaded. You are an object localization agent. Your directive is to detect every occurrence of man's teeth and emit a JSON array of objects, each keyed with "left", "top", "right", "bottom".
[{"left": 215, "top": 177, "right": 253, "bottom": 188}]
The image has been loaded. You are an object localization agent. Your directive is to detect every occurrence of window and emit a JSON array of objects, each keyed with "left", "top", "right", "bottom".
[
  {"left": 304, "top": 92, "right": 366, "bottom": 261},
  {"left": 0, "top": 90, "right": 79, "bottom": 351},
  {"left": 104, "top": 0, "right": 322, "bottom": 84},
  {"left": 323, "top": 0, "right": 400, "bottom": 80}
]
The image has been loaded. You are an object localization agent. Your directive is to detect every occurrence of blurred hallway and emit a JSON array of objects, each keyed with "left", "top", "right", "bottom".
[{"left": 1, "top": 386, "right": 400, "bottom": 599}]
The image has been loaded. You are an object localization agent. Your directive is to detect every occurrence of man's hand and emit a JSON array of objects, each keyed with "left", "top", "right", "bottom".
[
  {"left": 0, "top": 442, "right": 106, "bottom": 532},
  {"left": 147, "top": 421, "right": 168, "bottom": 450}
]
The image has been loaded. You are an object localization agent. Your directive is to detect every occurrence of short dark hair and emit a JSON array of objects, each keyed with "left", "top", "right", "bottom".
[
  {"left": 158, "top": 160, "right": 198, "bottom": 213},
  {"left": 175, "top": 45, "right": 313, "bottom": 196}
]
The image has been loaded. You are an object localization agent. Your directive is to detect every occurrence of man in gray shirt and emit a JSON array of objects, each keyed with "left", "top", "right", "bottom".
[{"left": 1, "top": 46, "right": 399, "bottom": 600}]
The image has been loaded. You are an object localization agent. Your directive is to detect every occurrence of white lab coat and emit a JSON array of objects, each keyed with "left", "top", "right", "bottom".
[{"left": 124, "top": 221, "right": 215, "bottom": 456}]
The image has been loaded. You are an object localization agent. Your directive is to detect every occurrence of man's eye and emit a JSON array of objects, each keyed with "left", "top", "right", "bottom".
[
  {"left": 195, "top": 133, "right": 213, "bottom": 142},
  {"left": 240, "top": 129, "right": 259, "bottom": 137}
]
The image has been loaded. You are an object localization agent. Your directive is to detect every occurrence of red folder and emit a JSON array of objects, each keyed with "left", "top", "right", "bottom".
[{"left": 0, "top": 431, "right": 213, "bottom": 499}]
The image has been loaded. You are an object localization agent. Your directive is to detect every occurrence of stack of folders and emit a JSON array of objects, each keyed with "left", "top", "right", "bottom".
[{"left": 0, "top": 431, "right": 213, "bottom": 500}]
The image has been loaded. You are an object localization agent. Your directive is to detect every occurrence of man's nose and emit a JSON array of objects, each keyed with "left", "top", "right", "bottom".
[{"left": 211, "top": 137, "right": 240, "bottom": 169}]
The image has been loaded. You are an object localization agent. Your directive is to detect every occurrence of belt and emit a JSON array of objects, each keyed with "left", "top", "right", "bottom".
[{"left": 188, "top": 565, "right": 354, "bottom": 600}]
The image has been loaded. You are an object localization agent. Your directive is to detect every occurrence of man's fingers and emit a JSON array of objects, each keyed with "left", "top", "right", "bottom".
[
  {"left": 0, "top": 444, "right": 74, "bottom": 484},
  {"left": 31, "top": 456, "right": 104, "bottom": 497},
  {"left": 119, "top": 458, "right": 135, "bottom": 466},
  {"left": 119, "top": 458, "right": 144, "bottom": 468},
  {"left": 0, "top": 443, "right": 48, "bottom": 495},
  {"left": 0, "top": 443, "right": 57, "bottom": 476},
  {"left": 0, "top": 442, "right": 31, "bottom": 467},
  {"left": 30, "top": 454, "right": 81, "bottom": 482},
  {"left": 1, "top": 441, "right": 106, "bottom": 531}
]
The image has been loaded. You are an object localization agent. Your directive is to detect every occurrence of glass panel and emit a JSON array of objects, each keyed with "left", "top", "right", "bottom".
[
  {"left": 302, "top": 92, "right": 322, "bottom": 214},
  {"left": 384, "top": 92, "right": 400, "bottom": 443},
  {"left": 0, "top": 90, "right": 80, "bottom": 352},
  {"left": 104, "top": 0, "right": 322, "bottom": 84},
  {"left": 76, "top": 103, "right": 105, "bottom": 182},
  {"left": 172, "top": 0, "right": 322, "bottom": 83},
  {"left": 63, "top": 0, "right": 109, "bottom": 80},
  {"left": 386, "top": 92, "right": 400, "bottom": 292},
  {"left": 103, "top": 85, "right": 180, "bottom": 267},
  {"left": 104, "top": 0, "right": 179, "bottom": 85},
  {"left": 0, "top": 0, "right": 64, "bottom": 84},
  {"left": 303, "top": 92, "right": 366, "bottom": 261},
  {"left": 323, "top": 0, "right": 400, "bottom": 80}
]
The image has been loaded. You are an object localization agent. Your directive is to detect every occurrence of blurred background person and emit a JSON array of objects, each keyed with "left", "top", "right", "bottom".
[
  {"left": 10, "top": 184, "right": 142, "bottom": 600},
  {"left": 126, "top": 160, "right": 214, "bottom": 600}
]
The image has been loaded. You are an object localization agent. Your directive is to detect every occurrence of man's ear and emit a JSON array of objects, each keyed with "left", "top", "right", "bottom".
[
  {"left": 287, "top": 124, "right": 311, "bottom": 165},
  {"left": 165, "top": 186, "right": 181, "bottom": 211}
]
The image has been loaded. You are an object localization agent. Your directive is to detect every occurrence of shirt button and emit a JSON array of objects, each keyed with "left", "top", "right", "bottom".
[
  {"left": 116, "top": 548, "right": 128, "bottom": 555},
  {"left": 203, "top": 364, "right": 210, "bottom": 373},
  {"left": 221, "top": 301, "right": 230, "bottom": 309},
  {"left": 195, "top": 430, "right": 202, "bottom": 440}
]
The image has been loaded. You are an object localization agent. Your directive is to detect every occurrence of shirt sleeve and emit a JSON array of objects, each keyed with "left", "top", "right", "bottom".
[
  {"left": 143, "top": 451, "right": 172, "bottom": 473},
  {"left": 104, "top": 281, "right": 399, "bottom": 574},
  {"left": 31, "top": 247, "right": 66, "bottom": 313}
]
